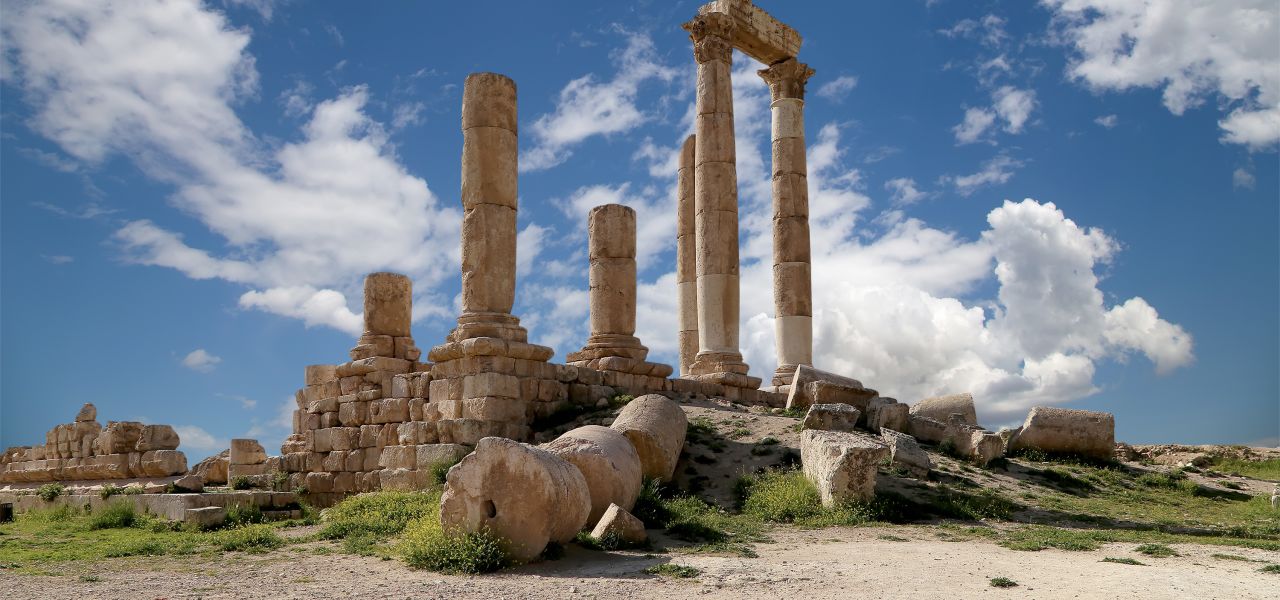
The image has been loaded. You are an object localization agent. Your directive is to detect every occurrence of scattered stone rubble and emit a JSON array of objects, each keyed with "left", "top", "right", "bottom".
[{"left": 0, "top": 404, "right": 187, "bottom": 483}]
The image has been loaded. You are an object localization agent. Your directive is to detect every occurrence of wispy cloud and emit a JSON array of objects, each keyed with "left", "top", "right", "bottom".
[
  {"left": 181, "top": 348, "right": 222, "bottom": 373},
  {"left": 816, "top": 75, "right": 858, "bottom": 102},
  {"left": 943, "top": 154, "right": 1024, "bottom": 196}
]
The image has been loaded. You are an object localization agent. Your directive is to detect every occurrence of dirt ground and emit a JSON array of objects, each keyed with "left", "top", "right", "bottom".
[{"left": 3, "top": 525, "right": 1275, "bottom": 599}]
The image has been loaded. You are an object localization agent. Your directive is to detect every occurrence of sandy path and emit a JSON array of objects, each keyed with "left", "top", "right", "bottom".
[{"left": 4, "top": 526, "right": 1276, "bottom": 599}]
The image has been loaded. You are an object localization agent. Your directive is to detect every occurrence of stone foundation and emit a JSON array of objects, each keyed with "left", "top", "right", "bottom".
[{"left": 0, "top": 404, "right": 187, "bottom": 484}]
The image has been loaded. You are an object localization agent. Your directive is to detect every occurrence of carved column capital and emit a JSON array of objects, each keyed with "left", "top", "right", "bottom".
[
  {"left": 758, "top": 57, "right": 815, "bottom": 101},
  {"left": 683, "top": 12, "right": 735, "bottom": 64}
]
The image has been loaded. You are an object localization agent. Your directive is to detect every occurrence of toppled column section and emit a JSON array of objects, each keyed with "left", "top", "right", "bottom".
[
  {"left": 785, "top": 365, "right": 877, "bottom": 410},
  {"left": 676, "top": 135, "right": 699, "bottom": 377},
  {"left": 439, "top": 437, "right": 591, "bottom": 562},
  {"left": 567, "top": 204, "right": 672, "bottom": 378},
  {"left": 759, "top": 57, "right": 815, "bottom": 387},
  {"left": 1008, "top": 406, "right": 1116, "bottom": 460},
  {"left": 542, "top": 425, "right": 642, "bottom": 525},
  {"left": 0, "top": 404, "right": 187, "bottom": 483},
  {"left": 610, "top": 394, "right": 687, "bottom": 482},
  {"left": 351, "top": 273, "right": 420, "bottom": 362},
  {"left": 682, "top": 12, "right": 759, "bottom": 390},
  {"left": 910, "top": 393, "right": 978, "bottom": 426}
]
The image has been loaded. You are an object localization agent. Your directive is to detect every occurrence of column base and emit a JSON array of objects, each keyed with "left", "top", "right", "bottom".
[
  {"left": 688, "top": 351, "right": 760, "bottom": 389},
  {"left": 771, "top": 363, "right": 799, "bottom": 387},
  {"left": 428, "top": 335, "right": 554, "bottom": 363},
  {"left": 566, "top": 356, "right": 674, "bottom": 378},
  {"left": 446, "top": 311, "right": 529, "bottom": 344}
]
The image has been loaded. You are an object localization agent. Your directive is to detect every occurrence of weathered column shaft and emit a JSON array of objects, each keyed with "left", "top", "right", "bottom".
[
  {"left": 683, "top": 12, "right": 754, "bottom": 387},
  {"left": 676, "top": 134, "right": 698, "bottom": 377},
  {"left": 588, "top": 204, "right": 638, "bottom": 337},
  {"left": 362, "top": 272, "right": 412, "bottom": 337},
  {"left": 759, "top": 58, "right": 815, "bottom": 386},
  {"left": 460, "top": 72, "right": 517, "bottom": 316}
]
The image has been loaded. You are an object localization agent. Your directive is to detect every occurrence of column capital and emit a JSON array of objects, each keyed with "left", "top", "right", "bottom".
[
  {"left": 758, "top": 57, "right": 815, "bottom": 101},
  {"left": 683, "top": 12, "right": 735, "bottom": 64}
]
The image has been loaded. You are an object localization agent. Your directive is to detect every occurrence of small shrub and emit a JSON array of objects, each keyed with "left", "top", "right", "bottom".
[
  {"left": 229, "top": 476, "right": 253, "bottom": 490},
  {"left": 399, "top": 517, "right": 509, "bottom": 574},
  {"left": 1260, "top": 564, "right": 1280, "bottom": 574},
  {"left": 989, "top": 577, "right": 1018, "bottom": 588},
  {"left": 427, "top": 458, "right": 461, "bottom": 486},
  {"left": 645, "top": 563, "right": 700, "bottom": 578},
  {"left": 609, "top": 394, "right": 634, "bottom": 408},
  {"left": 319, "top": 491, "right": 441, "bottom": 541},
  {"left": 99, "top": 484, "right": 123, "bottom": 499},
  {"left": 1222, "top": 481, "right": 1243, "bottom": 490},
  {"left": 270, "top": 471, "right": 289, "bottom": 492},
  {"left": 89, "top": 501, "right": 138, "bottom": 530},
  {"left": 631, "top": 478, "right": 673, "bottom": 528},
  {"left": 1210, "top": 553, "right": 1250, "bottom": 561},
  {"left": 1135, "top": 543, "right": 1177, "bottom": 558},
  {"left": 225, "top": 504, "right": 265, "bottom": 527},
  {"left": 778, "top": 407, "right": 806, "bottom": 419},
  {"left": 728, "top": 427, "right": 751, "bottom": 439},
  {"left": 218, "top": 524, "right": 284, "bottom": 553},
  {"left": 36, "top": 483, "right": 64, "bottom": 502},
  {"left": 740, "top": 470, "right": 823, "bottom": 523},
  {"left": 878, "top": 534, "right": 908, "bottom": 542},
  {"left": 749, "top": 445, "right": 774, "bottom": 456},
  {"left": 78, "top": 575, "right": 101, "bottom": 582},
  {"left": 1101, "top": 557, "right": 1145, "bottom": 565},
  {"left": 758, "top": 436, "right": 780, "bottom": 446}
]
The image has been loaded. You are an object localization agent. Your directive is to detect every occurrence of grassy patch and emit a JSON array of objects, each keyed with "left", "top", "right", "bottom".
[
  {"left": 1260, "top": 564, "right": 1280, "bottom": 574},
  {"left": 318, "top": 491, "right": 440, "bottom": 543},
  {"left": 1210, "top": 553, "right": 1251, "bottom": 561},
  {"left": 224, "top": 504, "right": 265, "bottom": 527},
  {"left": 1209, "top": 458, "right": 1280, "bottom": 481},
  {"left": 229, "top": 476, "right": 253, "bottom": 490},
  {"left": 1134, "top": 543, "right": 1177, "bottom": 557},
  {"left": 645, "top": 563, "right": 700, "bottom": 578},
  {"left": 89, "top": 501, "right": 138, "bottom": 530},
  {"left": 216, "top": 524, "right": 284, "bottom": 553},
  {"left": 1101, "top": 557, "right": 1145, "bottom": 565},
  {"left": 427, "top": 457, "right": 461, "bottom": 486},
  {"left": 989, "top": 577, "right": 1017, "bottom": 588},
  {"left": 1001, "top": 525, "right": 1278, "bottom": 553},
  {"left": 399, "top": 517, "right": 508, "bottom": 573},
  {"left": 36, "top": 483, "right": 64, "bottom": 502}
]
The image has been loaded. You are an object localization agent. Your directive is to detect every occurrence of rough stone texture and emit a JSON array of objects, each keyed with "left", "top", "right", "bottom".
[
  {"left": 192, "top": 450, "right": 229, "bottom": 484},
  {"left": 941, "top": 416, "right": 1004, "bottom": 467},
  {"left": 589, "top": 503, "right": 647, "bottom": 545},
  {"left": 866, "top": 397, "right": 909, "bottom": 432},
  {"left": 910, "top": 393, "right": 978, "bottom": 427},
  {"left": 185, "top": 506, "right": 226, "bottom": 529},
  {"left": 800, "top": 429, "right": 888, "bottom": 506},
  {"left": 676, "top": 134, "right": 698, "bottom": 377},
  {"left": 230, "top": 439, "right": 267, "bottom": 465},
  {"left": 135, "top": 425, "right": 180, "bottom": 451},
  {"left": 173, "top": 473, "right": 205, "bottom": 492},
  {"left": 785, "top": 365, "right": 876, "bottom": 410},
  {"left": 75, "top": 403, "right": 97, "bottom": 422},
  {"left": 905, "top": 414, "right": 948, "bottom": 445},
  {"left": 610, "top": 395, "right": 687, "bottom": 482},
  {"left": 439, "top": 437, "right": 591, "bottom": 562},
  {"left": 696, "top": 0, "right": 802, "bottom": 65},
  {"left": 542, "top": 426, "right": 643, "bottom": 526},
  {"left": 880, "top": 429, "right": 930, "bottom": 478},
  {"left": 1008, "top": 406, "right": 1116, "bottom": 460},
  {"left": 362, "top": 272, "right": 413, "bottom": 338},
  {"left": 801, "top": 404, "right": 860, "bottom": 433}
]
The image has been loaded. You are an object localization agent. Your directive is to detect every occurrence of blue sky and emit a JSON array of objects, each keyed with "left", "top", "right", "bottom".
[{"left": 2, "top": 0, "right": 1276, "bottom": 461}]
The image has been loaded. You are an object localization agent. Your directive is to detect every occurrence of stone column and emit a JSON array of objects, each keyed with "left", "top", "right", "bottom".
[
  {"left": 351, "top": 272, "right": 419, "bottom": 362},
  {"left": 682, "top": 12, "right": 759, "bottom": 389},
  {"left": 567, "top": 204, "right": 673, "bottom": 378},
  {"left": 758, "top": 58, "right": 815, "bottom": 387},
  {"left": 450, "top": 72, "right": 527, "bottom": 343},
  {"left": 676, "top": 134, "right": 698, "bottom": 377}
]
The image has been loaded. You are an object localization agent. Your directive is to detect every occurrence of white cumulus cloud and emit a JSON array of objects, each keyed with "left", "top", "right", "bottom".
[{"left": 181, "top": 349, "right": 222, "bottom": 373}]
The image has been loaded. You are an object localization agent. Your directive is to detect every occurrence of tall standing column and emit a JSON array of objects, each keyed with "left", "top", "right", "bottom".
[
  {"left": 676, "top": 134, "right": 698, "bottom": 377},
  {"left": 758, "top": 58, "right": 815, "bottom": 387},
  {"left": 682, "top": 12, "right": 759, "bottom": 389},
  {"left": 450, "top": 72, "right": 527, "bottom": 343}
]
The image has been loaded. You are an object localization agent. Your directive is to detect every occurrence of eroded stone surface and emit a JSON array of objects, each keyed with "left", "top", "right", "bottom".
[
  {"left": 910, "top": 393, "right": 978, "bottom": 427},
  {"left": 610, "top": 395, "right": 687, "bottom": 482},
  {"left": 1008, "top": 406, "right": 1115, "bottom": 460},
  {"left": 801, "top": 404, "right": 860, "bottom": 433},
  {"left": 800, "top": 429, "right": 888, "bottom": 506},
  {"left": 542, "top": 425, "right": 642, "bottom": 525},
  {"left": 589, "top": 502, "right": 647, "bottom": 545}
]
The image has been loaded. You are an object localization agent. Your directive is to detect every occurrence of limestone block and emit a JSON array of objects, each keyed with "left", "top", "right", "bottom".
[
  {"left": 415, "top": 444, "right": 469, "bottom": 470},
  {"left": 338, "top": 401, "right": 369, "bottom": 427},
  {"left": 380, "top": 467, "right": 429, "bottom": 491},
  {"left": 343, "top": 450, "right": 364, "bottom": 472},
  {"left": 439, "top": 437, "right": 592, "bottom": 563},
  {"left": 369, "top": 398, "right": 409, "bottom": 424},
  {"left": 330, "top": 428, "right": 359, "bottom": 452},
  {"left": 306, "top": 472, "right": 335, "bottom": 493},
  {"left": 905, "top": 414, "right": 948, "bottom": 444},
  {"left": 910, "top": 393, "right": 978, "bottom": 427},
  {"left": 230, "top": 439, "right": 267, "bottom": 465},
  {"left": 460, "top": 203, "right": 517, "bottom": 314},
  {"left": 800, "top": 429, "right": 889, "bottom": 506},
  {"left": 461, "top": 72, "right": 517, "bottom": 132},
  {"left": 867, "top": 398, "right": 909, "bottom": 432},
  {"left": 97, "top": 422, "right": 144, "bottom": 454},
  {"left": 785, "top": 365, "right": 874, "bottom": 410},
  {"left": 463, "top": 372, "right": 519, "bottom": 400},
  {"left": 969, "top": 431, "right": 1005, "bottom": 467},
  {"left": 75, "top": 403, "right": 97, "bottom": 422},
  {"left": 880, "top": 429, "right": 930, "bottom": 478},
  {"left": 173, "top": 474, "right": 204, "bottom": 492},
  {"left": 542, "top": 425, "right": 643, "bottom": 525},
  {"left": 391, "top": 374, "right": 413, "bottom": 398},
  {"left": 135, "top": 425, "right": 180, "bottom": 451},
  {"left": 589, "top": 503, "right": 647, "bottom": 546},
  {"left": 140, "top": 450, "right": 187, "bottom": 477},
  {"left": 305, "top": 364, "right": 338, "bottom": 385},
  {"left": 185, "top": 506, "right": 226, "bottom": 529},
  {"left": 359, "top": 424, "right": 382, "bottom": 448},
  {"left": 609, "top": 394, "right": 687, "bottom": 482},
  {"left": 334, "top": 472, "right": 356, "bottom": 493},
  {"left": 1007, "top": 406, "right": 1115, "bottom": 460},
  {"left": 801, "top": 404, "right": 860, "bottom": 433},
  {"left": 773, "top": 261, "right": 813, "bottom": 317},
  {"left": 462, "top": 396, "right": 526, "bottom": 422},
  {"left": 191, "top": 450, "right": 229, "bottom": 484},
  {"left": 395, "top": 337, "right": 421, "bottom": 362},
  {"left": 362, "top": 272, "right": 413, "bottom": 338}
]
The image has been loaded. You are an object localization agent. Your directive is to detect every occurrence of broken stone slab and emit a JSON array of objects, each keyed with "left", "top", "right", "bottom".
[
  {"left": 542, "top": 425, "right": 642, "bottom": 525},
  {"left": 801, "top": 404, "right": 860, "bottom": 433},
  {"left": 942, "top": 415, "right": 1004, "bottom": 466},
  {"left": 589, "top": 503, "right": 647, "bottom": 546},
  {"left": 784, "top": 365, "right": 876, "bottom": 410},
  {"left": 439, "top": 437, "right": 591, "bottom": 563},
  {"left": 185, "top": 506, "right": 226, "bottom": 529},
  {"left": 910, "top": 393, "right": 978, "bottom": 427},
  {"left": 135, "top": 425, "right": 180, "bottom": 451},
  {"left": 880, "top": 429, "right": 930, "bottom": 479},
  {"left": 866, "top": 397, "right": 909, "bottom": 432},
  {"left": 609, "top": 394, "right": 687, "bottom": 482},
  {"left": 905, "top": 413, "right": 948, "bottom": 444},
  {"left": 1008, "top": 406, "right": 1115, "bottom": 460},
  {"left": 800, "top": 429, "right": 889, "bottom": 506},
  {"left": 75, "top": 403, "right": 97, "bottom": 422},
  {"left": 95, "top": 422, "right": 144, "bottom": 454},
  {"left": 230, "top": 439, "right": 267, "bottom": 465},
  {"left": 172, "top": 473, "right": 204, "bottom": 493},
  {"left": 140, "top": 450, "right": 187, "bottom": 477}
]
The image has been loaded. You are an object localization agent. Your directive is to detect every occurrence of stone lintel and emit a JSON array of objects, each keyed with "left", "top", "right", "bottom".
[{"left": 697, "top": 0, "right": 801, "bottom": 65}]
